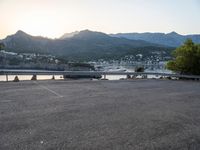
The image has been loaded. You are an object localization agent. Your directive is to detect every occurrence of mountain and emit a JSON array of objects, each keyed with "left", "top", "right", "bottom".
[
  {"left": 110, "top": 32, "right": 200, "bottom": 47},
  {"left": 60, "top": 31, "right": 79, "bottom": 39},
  {"left": 1, "top": 30, "right": 173, "bottom": 60},
  {"left": 2, "top": 30, "right": 52, "bottom": 54}
]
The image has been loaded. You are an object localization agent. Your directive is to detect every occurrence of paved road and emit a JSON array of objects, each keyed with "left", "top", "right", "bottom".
[{"left": 0, "top": 79, "right": 200, "bottom": 150}]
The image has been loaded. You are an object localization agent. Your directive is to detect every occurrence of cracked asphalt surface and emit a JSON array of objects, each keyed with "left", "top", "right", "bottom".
[{"left": 0, "top": 79, "right": 200, "bottom": 150}]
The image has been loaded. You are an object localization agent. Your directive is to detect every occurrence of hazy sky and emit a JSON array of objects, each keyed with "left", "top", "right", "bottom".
[{"left": 0, "top": 0, "right": 200, "bottom": 39}]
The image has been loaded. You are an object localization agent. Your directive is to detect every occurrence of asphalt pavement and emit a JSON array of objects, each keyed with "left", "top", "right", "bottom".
[{"left": 0, "top": 79, "right": 200, "bottom": 150}]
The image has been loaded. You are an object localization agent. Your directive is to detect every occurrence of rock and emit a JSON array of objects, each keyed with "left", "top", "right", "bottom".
[
  {"left": 31, "top": 75, "right": 37, "bottom": 80},
  {"left": 13, "top": 76, "right": 19, "bottom": 82},
  {"left": 127, "top": 75, "right": 131, "bottom": 79},
  {"left": 132, "top": 75, "right": 137, "bottom": 79}
]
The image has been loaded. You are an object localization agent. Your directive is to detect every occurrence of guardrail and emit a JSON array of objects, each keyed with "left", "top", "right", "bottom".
[{"left": 0, "top": 70, "right": 200, "bottom": 81}]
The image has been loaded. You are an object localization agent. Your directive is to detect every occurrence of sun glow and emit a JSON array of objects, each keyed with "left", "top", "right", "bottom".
[
  {"left": 0, "top": 0, "right": 200, "bottom": 39},
  {"left": 11, "top": 4, "right": 69, "bottom": 39},
  {"left": 18, "top": 15, "right": 61, "bottom": 38}
]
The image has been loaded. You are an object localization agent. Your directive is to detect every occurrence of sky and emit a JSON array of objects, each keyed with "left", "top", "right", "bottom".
[{"left": 0, "top": 0, "right": 200, "bottom": 39}]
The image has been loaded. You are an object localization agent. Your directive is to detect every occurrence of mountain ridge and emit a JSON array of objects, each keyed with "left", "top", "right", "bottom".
[
  {"left": 0, "top": 30, "right": 175, "bottom": 60},
  {"left": 110, "top": 32, "right": 200, "bottom": 47}
]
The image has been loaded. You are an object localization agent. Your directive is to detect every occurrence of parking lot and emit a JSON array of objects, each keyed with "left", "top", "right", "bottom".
[{"left": 0, "top": 79, "right": 200, "bottom": 150}]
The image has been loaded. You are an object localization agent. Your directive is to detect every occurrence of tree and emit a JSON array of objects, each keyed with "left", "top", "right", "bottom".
[
  {"left": 0, "top": 43, "right": 5, "bottom": 50},
  {"left": 166, "top": 39, "right": 200, "bottom": 75}
]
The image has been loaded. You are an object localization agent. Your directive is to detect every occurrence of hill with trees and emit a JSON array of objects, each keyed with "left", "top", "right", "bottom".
[{"left": 0, "top": 30, "right": 173, "bottom": 61}]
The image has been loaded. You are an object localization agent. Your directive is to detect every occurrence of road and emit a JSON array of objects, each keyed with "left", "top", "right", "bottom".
[{"left": 0, "top": 79, "right": 200, "bottom": 150}]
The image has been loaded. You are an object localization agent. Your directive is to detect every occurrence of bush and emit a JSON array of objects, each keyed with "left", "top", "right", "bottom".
[{"left": 135, "top": 66, "right": 144, "bottom": 72}]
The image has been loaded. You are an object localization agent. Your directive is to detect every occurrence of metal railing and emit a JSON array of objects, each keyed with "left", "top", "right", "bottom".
[{"left": 0, "top": 70, "right": 200, "bottom": 81}]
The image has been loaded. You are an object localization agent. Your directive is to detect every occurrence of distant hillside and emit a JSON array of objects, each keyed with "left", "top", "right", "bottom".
[
  {"left": 1, "top": 30, "right": 173, "bottom": 61},
  {"left": 110, "top": 32, "right": 200, "bottom": 47},
  {"left": 2, "top": 30, "right": 52, "bottom": 54},
  {"left": 60, "top": 31, "right": 79, "bottom": 39}
]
